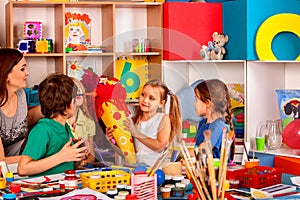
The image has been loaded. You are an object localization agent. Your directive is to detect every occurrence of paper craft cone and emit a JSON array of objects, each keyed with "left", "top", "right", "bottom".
[
  {"left": 95, "top": 76, "right": 136, "bottom": 164},
  {"left": 101, "top": 102, "right": 136, "bottom": 163}
]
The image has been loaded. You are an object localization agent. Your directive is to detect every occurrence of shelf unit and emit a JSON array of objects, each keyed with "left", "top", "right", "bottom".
[
  {"left": 6, "top": 1, "right": 163, "bottom": 86},
  {"left": 163, "top": 60, "right": 300, "bottom": 156}
]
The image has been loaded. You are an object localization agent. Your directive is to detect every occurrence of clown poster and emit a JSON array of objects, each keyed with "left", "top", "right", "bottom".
[{"left": 65, "top": 12, "right": 91, "bottom": 51}]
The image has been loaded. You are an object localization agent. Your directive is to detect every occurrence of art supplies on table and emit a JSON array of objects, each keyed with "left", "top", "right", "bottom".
[
  {"left": 131, "top": 172, "right": 157, "bottom": 200},
  {"left": 260, "top": 184, "right": 296, "bottom": 195},
  {"left": 225, "top": 189, "right": 252, "bottom": 200},
  {"left": 251, "top": 187, "right": 300, "bottom": 199}
]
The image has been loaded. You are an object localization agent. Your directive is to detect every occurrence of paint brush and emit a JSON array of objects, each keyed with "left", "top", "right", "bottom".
[
  {"left": 243, "top": 142, "right": 250, "bottom": 161},
  {"left": 148, "top": 145, "right": 170, "bottom": 177},
  {"left": 180, "top": 141, "right": 206, "bottom": 200},
  {"left": 204, "top": 130, "right": 217, "bottom": 200}
]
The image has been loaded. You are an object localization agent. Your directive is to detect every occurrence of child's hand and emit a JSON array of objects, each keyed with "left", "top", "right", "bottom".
[
  {"left": 123, "top": 118, "right": 138, "bottom": 137},
  {"left": 76, "top": 137, "right": 90, "bottom": 156},
  {"left": 59, "top": 138, "right": 88, "bottom": 162},
  {"left": 106, "top": 127, "right": 116, "bottom": 144}
]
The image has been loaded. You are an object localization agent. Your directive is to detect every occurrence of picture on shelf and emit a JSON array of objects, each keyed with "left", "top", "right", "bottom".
[
  {"left": 65, "top": 12, "right": 91, "bottom": 51},
  {"left": 115, "top": 56, "right": 149, "bottom": 100},
  {"left": 67, "top": 59, "right": 96, "bottom": 81}
]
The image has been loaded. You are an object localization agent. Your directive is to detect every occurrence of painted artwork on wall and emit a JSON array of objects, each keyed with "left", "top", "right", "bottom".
[
  {"left": 115, "top": 56, "right": 149, "bottom": 100},
  {"left": 65, "top": 12, "right": 91, "bottom": 51}
]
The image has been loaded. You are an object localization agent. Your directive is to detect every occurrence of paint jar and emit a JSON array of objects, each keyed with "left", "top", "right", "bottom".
[
  {"left": 118, "top": 190, "right": 129, "bottom": 197},
  {"left": 114, "top": 195, "right": 125, "bottom": 200},
  {"left": 175, "top": 182, "right": 186, "bottom": 190},
  {"left": 163, "top": 175, "right": 172, "bottom": 186},
  {"left": 125, "top": 185, "right": 131, "bottom": 194},
  {"left": 125, "top": 194, "right": 137, "bottom": 200},
  {"left": 5, "top": 172, "right": 14, "bottom": 183},
  {"left": 160, "top": 187, "right": 171, "bottom": 198},
  {"left": 9, "top": 183, "right": 21, "bottom": 193},
  {"left": 64, "top": 170, "right": 78, "bottom": 192},
  {"left": 106, "top": 188, "right": 118, "bottom": 199},
  {"left": 59, "top": 180, "right": 65, "bottom": 192},
  {"left": 116, "top": 184, "right": 126, "bottom": 192},
  {"left": 2, "top": 193, "right": 17, "bottom": 200},
  {"left": 181, "top": 178, "right": 193, "bottom": 190},
  {"left": 172, "top": 175, "right": 184, "bottom": 184},
  {"left": 164, "top": 184, "right": 175, "bottom": 190},
  {"left": 0, "top": 177, "right": 6, "bottom": 189},
  {"left": 229, "top": 179, "right": 240, "bottom": 189},
  {"left": 171, "top": 187, "right": 185, "bottom": 197}
]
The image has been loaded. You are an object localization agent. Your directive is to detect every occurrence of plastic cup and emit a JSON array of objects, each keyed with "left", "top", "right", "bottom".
[
  {"left": 245, "top": 159, "right": 260, "bottom": 168},
  {"left": 256, "top": 136, "right": 265, "bottom": 151}
]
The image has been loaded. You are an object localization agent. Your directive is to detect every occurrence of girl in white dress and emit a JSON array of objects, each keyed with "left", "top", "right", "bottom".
[{"left": 106, "top": 79, "right": 181, "bottom": 166}]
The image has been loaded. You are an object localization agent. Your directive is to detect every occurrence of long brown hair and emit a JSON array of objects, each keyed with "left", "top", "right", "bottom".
[
  {"left": 194, "top": 79, "right": 233, "bottom": 131},
  {"left": 132, "top": 79, "right": 182, "bottom": 142},
  {"left": 0, "top": 48, "right": 24, "bottom": 107}
]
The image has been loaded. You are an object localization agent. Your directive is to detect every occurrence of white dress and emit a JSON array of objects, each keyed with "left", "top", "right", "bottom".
[{"left": 134, "top": 113, "right": 165, "bottom": 166}]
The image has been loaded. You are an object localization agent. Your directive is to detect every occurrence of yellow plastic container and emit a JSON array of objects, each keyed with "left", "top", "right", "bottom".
[{"left": 80, "top": 170, "right": 131, "bottom": 193}]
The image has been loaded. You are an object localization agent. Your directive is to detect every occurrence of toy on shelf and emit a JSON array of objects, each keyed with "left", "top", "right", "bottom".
[
  {"left": 36, "top": 39, "right": 53, "bottom": 53},
  {"left": 18, "top": 40, "right": 36, "bottom": 54},
  {"left": 24, "top": 21, "right": 42, "bottom": 40},
  {"left": 200, "top": 32, "right": 229, "bottom": 60}
]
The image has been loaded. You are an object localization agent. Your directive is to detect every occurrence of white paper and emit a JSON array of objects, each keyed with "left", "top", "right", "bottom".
[{"left": 39, "top": 188, "right": 113, "bottom": 200}]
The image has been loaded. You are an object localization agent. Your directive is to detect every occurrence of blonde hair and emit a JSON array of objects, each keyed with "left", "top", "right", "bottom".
[
  {"left": 132, "top": 79, "right": 182, "bottom": 142},
  {"left": 72, "top": 78, "right": 93, "bottom": 120},
  {"left": 65, "top": 22, "right": 89, "bottom": 39}
]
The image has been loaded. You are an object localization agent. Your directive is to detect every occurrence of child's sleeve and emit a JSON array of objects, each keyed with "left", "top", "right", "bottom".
[{"left": 22, "top": 127, "right": 49, "bottom": 160}]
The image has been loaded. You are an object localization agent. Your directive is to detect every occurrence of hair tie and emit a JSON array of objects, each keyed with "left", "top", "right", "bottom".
[{"left": 168, "top": 90, "right": 174, "bottom": 95}]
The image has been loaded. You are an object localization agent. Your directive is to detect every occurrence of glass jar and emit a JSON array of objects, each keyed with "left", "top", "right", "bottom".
[
  {"left": 64, "top": 170, "right": 78, "bottom": 192},
  {"left": 266, "top": 119, "right": 282, "bottom": 150}
]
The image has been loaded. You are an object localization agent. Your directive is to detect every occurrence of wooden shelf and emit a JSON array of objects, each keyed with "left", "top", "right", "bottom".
[{"left": 6, "top": 1, "right": 163, "bottom": 86}]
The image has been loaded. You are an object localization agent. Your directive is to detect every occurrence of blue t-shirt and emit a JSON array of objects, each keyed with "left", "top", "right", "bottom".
[{"left": 195, "top": 118, "right": 226, "bottom": 158}]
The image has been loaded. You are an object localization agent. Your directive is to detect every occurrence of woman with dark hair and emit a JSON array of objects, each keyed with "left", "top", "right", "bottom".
[{"left": 0, "top": 48, "right": 41, "bottom": 164}]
